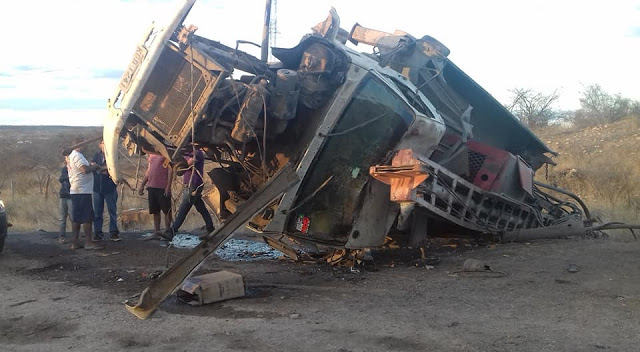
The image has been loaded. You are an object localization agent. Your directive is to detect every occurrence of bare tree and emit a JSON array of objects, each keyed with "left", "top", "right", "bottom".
[
  {"left": 506, "top": 88, "right": 560, "bottom": 128},
  {"left": 576, "top": 84, "right": 640, "bottom": 125}
]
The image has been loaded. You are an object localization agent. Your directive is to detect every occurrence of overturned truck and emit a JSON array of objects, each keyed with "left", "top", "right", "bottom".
[
  {"left": 105, "top": 0, "right": 620, "bottom": 258},
  {"left": 108, "top": 0, "right": 640, "bottom": 319}
]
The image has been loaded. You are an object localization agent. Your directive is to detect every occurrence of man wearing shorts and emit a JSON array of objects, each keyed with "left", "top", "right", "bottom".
[
  {"left": 138, "top": 152, "right": 173, "bottom": 236},
  {"left": 67, "top": 138, "right": 103, "bottom": 250}
]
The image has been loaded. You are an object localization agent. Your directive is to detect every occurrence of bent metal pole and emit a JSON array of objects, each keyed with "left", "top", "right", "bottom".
[{"left": 125, "top": 163, "right": 299, "bottom": 319}]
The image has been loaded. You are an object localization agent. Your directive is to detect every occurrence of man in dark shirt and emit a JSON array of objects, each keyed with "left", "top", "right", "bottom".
[
  {"left": 58, "top": 156, "right": 72, "bottom": 244},
  {"left": 92, "top": 139, "right": 120, "bottom": 241},
  {"left": 165, "top": 147, "right": 214, "bottom": 239}
]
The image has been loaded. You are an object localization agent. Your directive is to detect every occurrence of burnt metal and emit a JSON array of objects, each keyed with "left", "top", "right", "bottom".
[
  {"left": 263, "top": 235, "right": 299, "bottom": 260},
  {"left": 534, "top": 181, "right": 592, "bottom": 220},
  {"left": 370, "top": 149, "right": 429, "bottom": 202},
  {"left": 102, "top": 3, "right": 640, "bottom": 283},
  {"left": 125, "top": 164, "right": 299, "bottom": 319}
]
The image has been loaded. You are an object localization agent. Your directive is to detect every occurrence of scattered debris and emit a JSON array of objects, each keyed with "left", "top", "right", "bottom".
[
  {"left": 97, "top": 252, "right": 121, "bottom": 257},
  {"left": 462, "top": 258, "right": 491, "bottom": 272},
  {"left": 593, "top": 344, "right": 611, "bottom": 350},
  {"left": 215, "top": 239, "right": 283, "bottom": 261},
  {"left": 451, "top": 258, "right": 507, "bottom": 277},
  {"left": 170, "top": 233, "right": 202, "bottom": 249},
  {"left": 566, "top": 264, "right": 580, "bottom": 273},
  {"left": 8, "top": 299, "right": 37, "bottom": 308},
  {"left": 416, "top": 255, "right": 440, "bottom": 267},
  {"left": 148, "top": 270, "right": 163, "bottom": 280},
  {"left": 169, "top": 233, "right": 288, "bottom": 260}
]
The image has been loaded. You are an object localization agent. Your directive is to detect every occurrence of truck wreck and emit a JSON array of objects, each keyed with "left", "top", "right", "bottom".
[{"left": 103, "top": 1, "right": 638, "bottom": 318}]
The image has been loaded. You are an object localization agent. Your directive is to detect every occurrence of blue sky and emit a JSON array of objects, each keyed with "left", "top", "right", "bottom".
[{"left": 1, "top": 0, "right": 639, "bottom": 126}]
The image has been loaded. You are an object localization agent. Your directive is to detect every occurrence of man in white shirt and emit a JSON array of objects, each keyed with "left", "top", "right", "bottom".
[{"left": 67, "top": 138, "right": 104, "bottom": 250}]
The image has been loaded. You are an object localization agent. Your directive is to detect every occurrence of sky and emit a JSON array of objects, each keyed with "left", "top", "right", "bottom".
[{"left": 1, "top": 0, "right": 639, "bottom": 126}]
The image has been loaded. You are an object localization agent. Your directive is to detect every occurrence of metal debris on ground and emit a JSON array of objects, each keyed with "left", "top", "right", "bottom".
[
  {"left": 462, "top": 258, "right": 491, "bottom": 272},
  {"left": 158, "top": 233, "right": 283, "bottom": 261},
  {"left": 451, "top": 258, "right": 508, "bottom": 277},
  {"left": 97, "top": 252, "right": 121, "bottom": 257},
  {"left": 167, "top": 233, "right": 286, "bottom": 260},
  {"left": 169, "top": 233, "right": 202, "bottom": 248},
  {"left": 566, "top": 264, "right": 580, "bottom": 273},
  {"left": 215, "top": 239, "right": 283, "bottom": 261}
]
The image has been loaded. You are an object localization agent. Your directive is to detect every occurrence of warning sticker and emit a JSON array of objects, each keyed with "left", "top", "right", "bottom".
[{"left": 295, "top": 214, "right": 310, "bottom": 234}]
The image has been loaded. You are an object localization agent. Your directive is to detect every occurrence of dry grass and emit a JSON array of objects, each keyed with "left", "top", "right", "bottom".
[
  {"left": 534, "top": 118, "right": 640, "bottom": 232},
  {"left": 4, "top": 172, "right": 212, "bottom": 233},
  {"left": 5, "top": 192, "right": 149, "bottom": 232}
]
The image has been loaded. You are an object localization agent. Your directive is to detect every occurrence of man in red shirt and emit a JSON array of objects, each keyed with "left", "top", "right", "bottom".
[{"left": 138, "top": 152, "right": 173, "bottom": 236}]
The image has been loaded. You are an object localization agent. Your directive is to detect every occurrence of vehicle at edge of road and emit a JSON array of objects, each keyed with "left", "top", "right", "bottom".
[{"left": 101, "top": 0, "right": 639, "bottom": 261}]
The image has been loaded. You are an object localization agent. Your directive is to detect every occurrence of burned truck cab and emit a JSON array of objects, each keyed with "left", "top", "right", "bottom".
[
  {"left": 105, "top": 1, "right": 593, "bottom": 255},
  {"left": 268, "top": 43, "right": 447, "bottom": 248},
  {"left": 103, "top": 1, "right": 447, "bottom": 250}
]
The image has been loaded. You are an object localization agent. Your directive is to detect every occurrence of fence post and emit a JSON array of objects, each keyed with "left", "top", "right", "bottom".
[{"left": 44, "top": 174, "right": 50, "bottom": 199}]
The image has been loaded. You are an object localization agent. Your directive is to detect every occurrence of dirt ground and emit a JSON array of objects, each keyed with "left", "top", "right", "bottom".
[{"left": 1, "top": 231, "right": 639, "bottom": 352}]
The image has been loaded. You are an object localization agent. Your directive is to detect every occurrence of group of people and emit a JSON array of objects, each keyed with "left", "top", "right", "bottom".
[
  {"left": 138, "top": 146, "right": 214, "bottom": 240},
  {"left": 58, "top": 138, "right": 214, "bottom": 250},
  {"left": 58, "top": 138, "right": 115, "bottom": 249}
]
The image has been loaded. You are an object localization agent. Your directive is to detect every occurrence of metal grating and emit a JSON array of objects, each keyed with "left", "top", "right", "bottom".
[
  {"left": 468, "top": 150, "right": 486, "bottom": 180},
  {"left": 413, "top": 157, "right": 551, "bottom": 234},
  {"left": 156, "top": 62, "right": 207, "bottom": 137},
  {"left": 134, "top": 46, "right": 210, "bottom": 141}
]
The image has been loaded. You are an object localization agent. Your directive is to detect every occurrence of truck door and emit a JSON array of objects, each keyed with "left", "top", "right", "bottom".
[{"left": 288, "top": 74, "right": 415, "bottom": 243}]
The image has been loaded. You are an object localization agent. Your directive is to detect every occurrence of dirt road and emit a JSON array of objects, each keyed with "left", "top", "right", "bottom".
[{"left": 1, "top": 231, "right": 639, "bottom": 351}]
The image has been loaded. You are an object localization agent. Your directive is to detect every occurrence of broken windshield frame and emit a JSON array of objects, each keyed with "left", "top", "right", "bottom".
[
  {"left": 385, "top": 74, "right": 435, "bottom": 118},
  {"left": 287, "top": 73, "right": 415, "bottom": 241}
]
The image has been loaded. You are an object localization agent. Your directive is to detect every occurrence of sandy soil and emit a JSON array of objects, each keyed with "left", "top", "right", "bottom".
[{"left": 1, "top": 231, "right": 639, "bottom": 352}]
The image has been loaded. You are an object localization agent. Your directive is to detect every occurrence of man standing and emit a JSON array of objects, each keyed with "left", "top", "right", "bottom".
[
  {"left": 58, "top": 156, "right": 72, "bottom": 244},
  {"left": 92, "top": 139, "right": 120, "bottom": 241},
  {"left": 138, "top": 152, "right": 173, "bottom": 237},
  {"left": 68, "top": 138, "right": 103, "bottom": 250},
  {"left": 165, "top": 147, "right": 214, "bottom": 239}
]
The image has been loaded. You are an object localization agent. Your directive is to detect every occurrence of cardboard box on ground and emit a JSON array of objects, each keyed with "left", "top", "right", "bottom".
[{"left": 177, "top": 271, "right": 245, "bottom": 306}]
